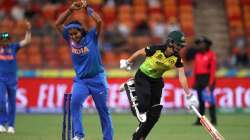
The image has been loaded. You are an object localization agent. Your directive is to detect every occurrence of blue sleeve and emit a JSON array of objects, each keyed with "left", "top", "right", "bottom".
[
  {"left": 11, "top": 43, "right": 21, "bottom": 53},
  {"left": 88, "top": 28, "right": 98, "bottom": 40},
  {"left": 62, "top": 26, "right": 70, "bottom": 42}
]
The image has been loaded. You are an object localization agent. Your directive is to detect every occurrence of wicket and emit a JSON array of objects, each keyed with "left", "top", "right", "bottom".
[{"left": 62, "top": 93, "right": 72, "bottom": 140}]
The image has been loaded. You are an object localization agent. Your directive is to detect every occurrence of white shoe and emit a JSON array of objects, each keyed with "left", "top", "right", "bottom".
[
  {"left": 72, "top": 136, "right": 84, "bottom": 140},
  {"left": 7, "top": 127, "right": 15, "bottom": 134},
  {"left": 0, "top": 125, "right": 6, "bottom": 133}
]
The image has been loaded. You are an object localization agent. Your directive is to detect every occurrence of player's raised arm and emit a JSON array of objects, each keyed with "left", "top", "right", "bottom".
[
  {"left": 82, "top": 0, "right": 102, "bottom": 35},
  {"left": 55, "top": 2, "right": 82, "bottom": 33},
  {"left": 20, "top": 21, "right": 31, "bottom": 47}
]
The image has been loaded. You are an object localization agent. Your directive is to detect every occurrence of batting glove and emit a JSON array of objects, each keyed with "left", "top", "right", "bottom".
[
  {"left": 185, "top": 93, "right": 199, "bottom": 110},
  {"left": 120, "top": 59, "right": 132, "bottom": 70}
]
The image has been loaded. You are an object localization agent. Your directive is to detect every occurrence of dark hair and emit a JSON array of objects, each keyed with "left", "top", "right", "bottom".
[
  {"left": 195, "top": 36, "right": 212, "bottom": 48},
  {"left": 66, "top": 20, "right": 82, "bottom": 26},
  {"left": 66, "top": 21, "right": 87, "bottom": 36},
  {"left": 166, "top": 38, "right": 185, "bottom": 49}
]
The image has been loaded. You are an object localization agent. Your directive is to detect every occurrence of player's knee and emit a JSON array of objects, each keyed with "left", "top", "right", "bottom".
[
  {"left": 138, "top": 102, "right": 150, "bottom": 113},
  {"left": 131, "top": 105, "right": 162, "bottom": 140},
  {"left": 70, "top": 97, "right": 82, "bottom": 110},
  {"left": 137, "top": 93, "right": 151, "bottom": 113},
  {"left": 147, "top": 104, "right": 162, "bottom": 122},
  {"left": 95, "top": 105, "right": 110, "bottom": 115}
]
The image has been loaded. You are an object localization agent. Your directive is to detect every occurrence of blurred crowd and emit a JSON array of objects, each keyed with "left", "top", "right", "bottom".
[
  {"left": 0, "top": 0, "right": 249, "bottom": 69},
  {"left": 225, "top": 0, "right": 250, "bottom": 67}
]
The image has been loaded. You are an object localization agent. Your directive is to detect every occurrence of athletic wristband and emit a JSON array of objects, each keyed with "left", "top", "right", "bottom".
[{"left": 86, "top": 7, "right": 94, "bottom": 16}]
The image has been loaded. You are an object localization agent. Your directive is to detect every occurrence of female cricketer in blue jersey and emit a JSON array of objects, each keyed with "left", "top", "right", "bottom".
[
  {"left": 55, "top": 1, "right": 113, "bottom": 140},
  {"left": 0, "top": 21, "right": 31, "bottom": 134}
]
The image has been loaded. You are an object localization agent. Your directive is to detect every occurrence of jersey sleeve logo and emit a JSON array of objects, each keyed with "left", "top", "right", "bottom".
[
  {"left": 168, "top": 59, "right": 175, "bottom": 65},
  {"left": 156, "top": 54, "right": 163, "bottom": 59}
]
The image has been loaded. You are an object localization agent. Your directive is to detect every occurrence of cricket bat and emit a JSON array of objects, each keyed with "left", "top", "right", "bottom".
[{"left": 191, "top": 106, "right": 225, "bottom": 140}]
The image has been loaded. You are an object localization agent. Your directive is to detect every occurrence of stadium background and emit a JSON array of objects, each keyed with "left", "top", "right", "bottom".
[{"left": 0, "top": 0, "right": 250, "bottom": 139}]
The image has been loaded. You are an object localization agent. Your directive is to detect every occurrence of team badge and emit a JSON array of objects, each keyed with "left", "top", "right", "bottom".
[
  {"left": 156, "top": 54, "right": 163, "bottom": 59},
  {"left": 168, "top": 59, "right": 175, "bottom": 65}
]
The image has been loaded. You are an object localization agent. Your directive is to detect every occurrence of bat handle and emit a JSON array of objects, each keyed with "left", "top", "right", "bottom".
[{"left": 191, "top": 105, "right": 202, "bottom": 118}]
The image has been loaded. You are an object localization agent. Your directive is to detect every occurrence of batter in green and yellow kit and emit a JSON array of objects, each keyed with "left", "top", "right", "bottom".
[{"left": 120, "top": 30, "right": 199, "bottom": 140}]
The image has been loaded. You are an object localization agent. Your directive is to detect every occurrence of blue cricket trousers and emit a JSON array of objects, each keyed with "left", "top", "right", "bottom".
[
  {"left": 0, "top": 76, "right": 17, "bottom": 127},
  {"left": 71, "top": 72, "right": 113, "bottom": 140}
]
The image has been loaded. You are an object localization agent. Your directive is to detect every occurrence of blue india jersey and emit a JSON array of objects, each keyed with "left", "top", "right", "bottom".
[
  {"left": 0, "top": 43, "right": 20, "bottom": 77},
  {"left": 63, "top": 28, "right": 104, "bottom": 78}
]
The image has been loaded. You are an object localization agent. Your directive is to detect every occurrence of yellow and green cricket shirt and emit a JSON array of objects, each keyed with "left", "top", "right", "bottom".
[{"left": 139, "top": 45, "right": 184, "bottom": 79}]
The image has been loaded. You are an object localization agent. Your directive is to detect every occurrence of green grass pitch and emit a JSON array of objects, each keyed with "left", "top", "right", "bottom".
[{"left": 0, "top": 113, "right": 249, "bottom": 140}]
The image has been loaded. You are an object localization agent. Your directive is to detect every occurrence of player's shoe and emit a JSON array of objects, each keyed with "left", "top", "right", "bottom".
[
  {"left": 7, "top": 127, "right": 15, "bottom": 134},
  {"left": 120, "top": 78, "right": 147, "bottom": 123},
  {"left": 72, "top": 136, "right": 84, "bottom": 140},
  {"left": 0, "top": 125, "right": 6, "bottom": 133}
]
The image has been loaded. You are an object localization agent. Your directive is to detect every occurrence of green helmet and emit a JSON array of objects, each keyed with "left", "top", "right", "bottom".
[{"left": 167, "top": 30, "right": 186, "bottom": 48}]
